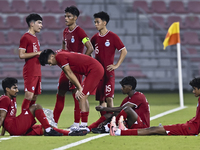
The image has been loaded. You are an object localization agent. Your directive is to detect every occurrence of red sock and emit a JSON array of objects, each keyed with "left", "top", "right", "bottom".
[
  {"left": 88, "top": 116, "right": 106, "bottom": 130},
  {"left": 72, "top": 93, "right": 81, "bottom": 123},
  {"left": 30, "top": 100, "right": 36, "bottom": 107},
  {"left": 121, "top": 129, "right": 138, "bottom": 135},
  {"left": 21, "top": 99, "right": 31, "bottom": 112},
  {"left": 81, "top": 112, "right": 89, "bottom": 123},
  {"left": 53, "top": 128, "right": 70, "bottom": 136},
  {"left": 35, "top": 109, "right": 51, "bottom": 129},
  {"left": 116, "top": 109, "right": 127, "bottom": 125},
  {"left": 53, "top": 94, "right": 65, "bottom": 123}
]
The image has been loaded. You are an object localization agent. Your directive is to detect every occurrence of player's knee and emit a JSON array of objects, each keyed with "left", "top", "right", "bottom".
[
  {"left": 57, "top": 90, "right": 66, "bottom": 96},
  {"left": 32, "top": 103, "right": 43, "bottom": 110},
  {"left": 123, "top": 106, "right": 132, "bottom": 112}
]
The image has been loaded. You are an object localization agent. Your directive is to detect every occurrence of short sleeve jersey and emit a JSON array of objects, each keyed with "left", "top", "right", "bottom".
[
  {"left": 63, "top": 26, "right": 88, "bottom": 53},
  {"left": 0, "top": 95, "right": 17, "bottom": 119},
  {"left": 55, "top": 51, "right": 100, "bottom": 75},
  {"left": 120, "top": 92, "right": 150, "bottom": 127},
  {"left": 19, "top": 32, "right": 41, "bottom": 77},
  {"left": 91, "top": 31, "right": 125, "bottom": 68}
]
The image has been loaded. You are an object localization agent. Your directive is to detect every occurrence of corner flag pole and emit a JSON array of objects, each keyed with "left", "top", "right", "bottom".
[
  {"left": 176, "top": 43, "right": 184, "bottom": 108},
  {"left": 163, "top": 22, "right": 184, "bottom": 108}
]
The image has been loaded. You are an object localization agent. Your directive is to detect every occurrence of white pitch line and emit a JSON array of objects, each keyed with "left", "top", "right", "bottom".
[
  {"left": 53, "top": 106, "right": 186, "bottom": 150},
  {"left": 0, "top": 136, "right": 19, "bottom": 142}
]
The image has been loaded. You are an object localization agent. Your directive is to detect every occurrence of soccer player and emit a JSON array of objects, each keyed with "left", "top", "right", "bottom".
[
  {"left": 54, "top": 6, "right": 94, "bottom": 128},
  {"left": 110, "top": 77, "right": 200, "bottom": 136},
  {"left": 88, "top": 76, "right": 150, "bottom": 133},
  {"left": 38, "top": 49, "right": 104, "bottom": 129},
  {"left": 19, "top": 14, "right": 42, "bottom": 111},
  {"left": 0, "top": 77, "right": 87, "bottom": 136},
  {"left": 91, "top": 11, "right": 127, "bottom": 116}
]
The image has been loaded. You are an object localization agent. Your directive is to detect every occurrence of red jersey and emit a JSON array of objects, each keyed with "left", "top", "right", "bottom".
[
  {"left": 120, "top": 92, "right": 150, "bottom": 127},
  {"left": 19, "top": 32, "right": 41, "bottom": 77},
  {"left": 56, "top": 51, "right": 102, "bottom": 75},
  {"left": 0, "top": 95, "right": 17, "bottom": 126},
  {"left": 91, "top": 31, "right": 125, "bottom": 68},
  {"left": 63, "top": 25, "right": 88, "bottom": 53}
]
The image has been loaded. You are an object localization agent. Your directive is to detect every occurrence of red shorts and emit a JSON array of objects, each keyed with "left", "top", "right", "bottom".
[
  {"left": 163, "top": 123, "right": 199, "bottom": 135},
  {"left": 24, "top": 76, "right": 41, "bottom": 95},
  {"left": 58, "top": 71, "right": 82, "bottom": 92},
  {"left": 82, "top": 66, "right": 104, "bottom": 96},
  {"left": 96, "top": 71, "right": 115, "bottom": 101},
  {"left": 25, "top": 125, "right": 43, "bottom": 135},
  {"left": 129, "top": 116, "right": 148, "bottom": 129},
  {"left": 4, "top": 109, "right": 36, "bottom": 135}
]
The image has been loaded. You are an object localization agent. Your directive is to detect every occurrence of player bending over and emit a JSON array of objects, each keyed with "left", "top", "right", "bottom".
[
  {"left": 110, "top": 77, "right": 200, "bottom": 136},
  {"left": 0, "top": 77, "right": 87, "bottom": 136},
  {"left": 87, "top": 76, "right": 150, "bottom": 133}
]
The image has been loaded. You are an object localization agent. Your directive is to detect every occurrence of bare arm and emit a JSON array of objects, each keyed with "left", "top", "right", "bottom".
[
  {"left": 96, "top": 105, "right": 123, "bottom": 112},
  {"left": 84, "top": 40, "right": 94, "bottom": 56},
  {"left": 19, "top": 49, "right": 41, "bottom": 59},
  {"left": 0, "top": 110, "right": 7, "bottom": 136},
  {"left": 107, "top": 48, "right": 127, "bottom": 72},
  {"left": 62, "top": 40, "right": 66, "bottom": 50}
]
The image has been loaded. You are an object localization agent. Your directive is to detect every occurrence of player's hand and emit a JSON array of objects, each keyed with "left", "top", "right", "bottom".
[
  {"left": 95, "top": 105, "right": 104, "bottom": 111},
  {"left": 75, "top": 88, "right": 85, "bottom": 100},
  {"left": 37, "top": 51, "right": 42, "bottom": 55},
  {"left": 107, "top": 64, "right": 118, "bottom": 72}
]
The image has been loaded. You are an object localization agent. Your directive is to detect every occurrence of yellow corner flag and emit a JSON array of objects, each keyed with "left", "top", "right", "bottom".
[{"left": 163, "top": 22, "right": 180, "bottom": 50}]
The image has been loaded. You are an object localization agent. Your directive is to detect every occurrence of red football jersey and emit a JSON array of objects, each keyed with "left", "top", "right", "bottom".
[
  {"left": 0, "top": 95, "right": 17, "bottom": 119},
  {"left": 91, "top": 31, "right": 125, "bottom": 68},
  {"left": 55, "top": 51, "right": 101, "bottom": 75},
  {"left": 63, "top": 25, "right": 88, "bottom": 53},
  {"left": 19, "top": 32, "right": 41, "bottom": 77},
  {"left": 120, "top": 92, "right": 150, "bottom": 127}
]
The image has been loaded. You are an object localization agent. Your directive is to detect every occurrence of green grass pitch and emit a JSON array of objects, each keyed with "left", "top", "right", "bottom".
[{"left": 0, "top": 92, "right": 200, "bottom": 150}]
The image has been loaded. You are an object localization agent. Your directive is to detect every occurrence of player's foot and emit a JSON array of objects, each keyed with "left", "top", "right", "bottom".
[
  {"left": 68, "top": 129, "right": 88, "bottom": 136},
  {"left": 91, "top": 126, "right": 109, "bottom": 134},
  {"left": 110, "top": 116, "right": 117, "bottom": 136},
  {"left": 118, "top": 116, "right": 126, "bottom": 130},
  {"left": 79, "top": 125, "right": 90, "bottom": 133},
  {"left": 68, "top": 124, "right": 79, "bottom": 130},
  {"left": 44, "top": 129, "right": 63, "bottom": 136},
  {"left": 43, "top": 108, "right": 57, "bottom": 128}
]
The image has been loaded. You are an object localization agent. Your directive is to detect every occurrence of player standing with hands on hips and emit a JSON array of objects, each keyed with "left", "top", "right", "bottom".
[{"left": 91, "top": 11, "right": 127, "bottom": 116}]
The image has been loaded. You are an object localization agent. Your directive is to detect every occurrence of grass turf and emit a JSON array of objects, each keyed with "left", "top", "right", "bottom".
[{"left": 0, "top": 92, "right": 199, "bottom": 150}]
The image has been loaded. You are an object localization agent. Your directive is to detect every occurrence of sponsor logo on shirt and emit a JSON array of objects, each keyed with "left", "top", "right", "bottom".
[
  {"left": 25, "top": 111, "right": 29, "bottom": 115},
  {"left": 105, "top": 40, "right": 110, "bottom": 47},
  {"left": 33, "top": 42, "right": 38, "bottom": 52},
  {"left": 71, "top": 36, "right": 75, "bottom": 43}
]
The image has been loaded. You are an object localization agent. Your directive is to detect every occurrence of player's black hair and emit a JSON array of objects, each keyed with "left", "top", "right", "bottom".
[
  {"left": 65, "top": 6, "right": 80, "bottom": 17},
  {"left": 38, "top": 49, "right": 55, "bottom": 66},
  {"left": 94, "top": 11, "right": 110, "bottom": 24},
  {"left": 120, "top": 76, "right": 137, "bottom": 90},
  {"left": 2, "top": 77, "right": 18, "bottom": 94},
  {"left": 26, "top": 13, "right": 43, "bottom": 27},
  {"left": 189, "top": 77, "right": 200, "bottom": 89}
]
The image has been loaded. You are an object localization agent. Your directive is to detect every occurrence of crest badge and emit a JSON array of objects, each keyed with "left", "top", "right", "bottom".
[
  {"left": 105, "top": 40, "right": 110, "bottom": 47},
  {"left": 71, "top": 36, "right": 75, "bottom": 43}
]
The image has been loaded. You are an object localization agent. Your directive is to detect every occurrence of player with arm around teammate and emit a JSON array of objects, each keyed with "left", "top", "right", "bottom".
[
  {"left": 87, "top": 76, "right": 150, "bottom": 133},
  {"left": 54, "top": 6, "right": 94, "bottom": 129},
  {"left": 110, "top": 77, "right": 200, "bottom": 136},
  {"left": 0, "top": 77, "right": 87, "bottom": 136},
  {"left": 91, "top": 11, "right": 127, "bottom": 116},
  {"left": 18, "top": 14, "right": 42, "bottom": 112}
]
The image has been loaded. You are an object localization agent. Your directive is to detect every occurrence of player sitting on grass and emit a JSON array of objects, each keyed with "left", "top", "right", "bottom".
[
  {"left": 0, "top": 77, "right": 87, "bottom": 136},
  {"left": 110, "top": 77, "right": 200, "bottom": 136},
  {"left": 87, "top": 76, "right": 150, "bottom": 133}
]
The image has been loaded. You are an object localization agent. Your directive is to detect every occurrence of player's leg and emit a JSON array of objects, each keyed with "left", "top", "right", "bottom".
[
  {"left": 53, "top": 72, "right": 68, "bottom": 124},
  {"left": 79, "top": 94, "right": 89, "bottom": 127},
  {"left": 29, "top": 104, "right": 63, "bottom": 136}
]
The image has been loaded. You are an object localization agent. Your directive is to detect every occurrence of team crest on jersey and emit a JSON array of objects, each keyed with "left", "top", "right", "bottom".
[
  {"left": 71, "top": 36, "right": 75, "bottom": 43},
  {"left": 32, "top": 86, "right": 35, "bottom": 91},
  {"left": 105, "top": 40, "right": 110, "bottom": 47}
]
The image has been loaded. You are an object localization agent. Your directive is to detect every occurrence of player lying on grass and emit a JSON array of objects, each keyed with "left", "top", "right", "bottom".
[
  {"left": 86, "top": 76, "right": 150, "bottom": 133},
  {"left": 0, "top": 77, "right": 87, "bottom": 136},
  {"left": 110, "top": 77, "right": 200, "bottom": 136},
  {"left": 38, "top": 49, "right": 104, "bottom": 130}
]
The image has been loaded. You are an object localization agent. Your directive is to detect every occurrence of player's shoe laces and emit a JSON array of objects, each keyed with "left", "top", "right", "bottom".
[
  {"left": 43, "top": 108, "right": 57, "bottom": 128},
  {"left": 91, "top": 126, "right": 109, "bottom": 134},
  {"left": 118, "top": 116, "right": 126, "bottom": 130},
  {"left": 68, "top": 129, "right": 88, "bottom": 136},
  {"left": 110, "top": 116, "right": 117, "bottom": 136},
  {"left": 44, "top": 129, "right": 63, "bottom": 136}
]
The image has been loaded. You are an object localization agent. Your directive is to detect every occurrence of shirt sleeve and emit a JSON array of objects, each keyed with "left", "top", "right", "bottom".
[
  {"left": 0, "top": 97, "right": 10, "bottom": 112},
  {"left": 19, "top": 35, "right": 28, "bottom": 51},
  {"left": 113, "top": 33, "right": 125, "bottom": 52},
  {"left": 55, "top": 53, "right": 69, "bottom": 68},
  {"left": 78, "top": 27, "right": 88, "bottom": 43}
]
